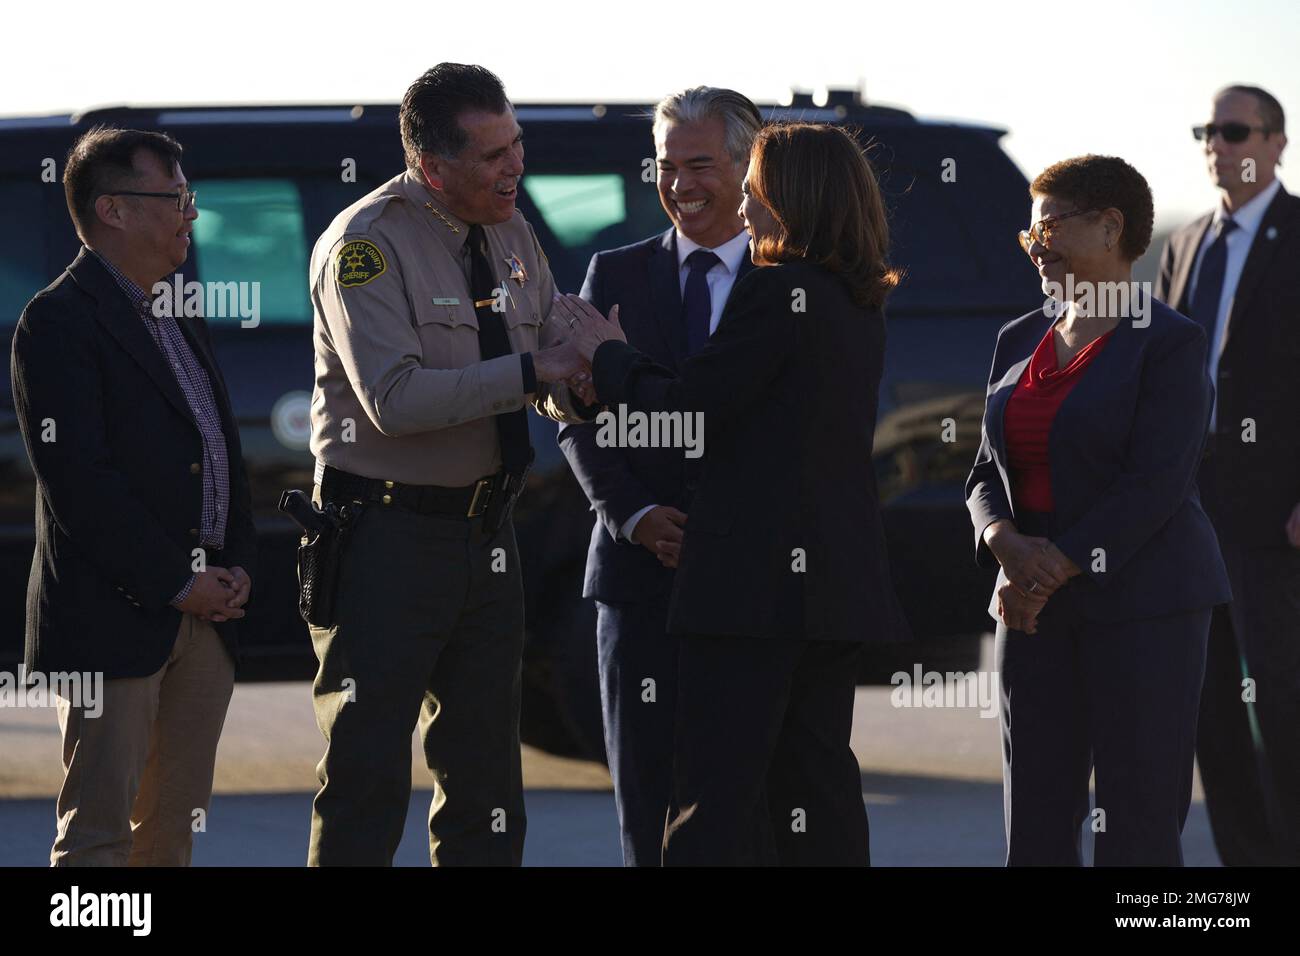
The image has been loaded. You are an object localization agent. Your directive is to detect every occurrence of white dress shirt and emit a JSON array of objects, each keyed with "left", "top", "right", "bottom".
[
  {"left": 1188, "top": 178, "right": 1282, "bottom": 429},
  {"left": 619, "top": 227, "right": 751, "bottom": 543}
]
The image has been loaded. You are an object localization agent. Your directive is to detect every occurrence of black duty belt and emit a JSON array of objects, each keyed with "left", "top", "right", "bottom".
[{"left": 320, "top": 464, "right": 497, "bottom": 519}]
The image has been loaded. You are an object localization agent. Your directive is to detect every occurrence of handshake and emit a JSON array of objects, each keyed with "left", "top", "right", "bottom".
[{"left": 531, "top": 294, "right": 626, "bottom": 406}]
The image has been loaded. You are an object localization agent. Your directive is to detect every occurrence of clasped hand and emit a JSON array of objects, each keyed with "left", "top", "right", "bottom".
[
  {"left": 175, "top": 565, "right": 252, "bottom": 624},
  {"left": 984, "top": 521, "right": 1080, "bottom": 634}
]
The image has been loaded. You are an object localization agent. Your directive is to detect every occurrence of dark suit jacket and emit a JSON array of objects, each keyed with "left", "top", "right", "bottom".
[
  {"left": 591, "top": 259, "right": 909, "bottom": 644},
  {"left": 965, "top": 296, "right": 1231, "bottom": 623},
  {"left": 1156, "top": 185, "right": 1300, "bottom": 547},
  {"left": 557, "top": 228, "right": 754, "bottom": 604},
  {"left": 10, "top": 248, "right": 257, "bottom": 679}
]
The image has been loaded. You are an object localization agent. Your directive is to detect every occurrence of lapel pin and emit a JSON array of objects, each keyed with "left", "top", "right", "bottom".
[{"left": 1266, "top": 226, "right": 1278, "bottom": 240}]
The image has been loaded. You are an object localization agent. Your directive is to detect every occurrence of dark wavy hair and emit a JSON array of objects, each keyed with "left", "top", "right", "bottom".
[
  {"left": 400, "top": 63, "right": 511, "bottom": 171},
  {"left": 748, "top": 122, "right": 901, "bottom": 310},
  {"left": 1030, "top": 154, "right": 1155, "bottom": 262}
]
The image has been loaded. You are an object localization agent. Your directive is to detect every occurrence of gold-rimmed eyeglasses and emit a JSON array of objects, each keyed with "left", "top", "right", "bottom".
[{"left": 1017, "top": 207, "right": 1095, "bottom": 254}]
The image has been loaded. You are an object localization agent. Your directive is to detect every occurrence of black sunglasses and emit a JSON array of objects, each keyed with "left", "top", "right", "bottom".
[
  {"left": 1192, "top": 122, "right": 1272, "bottom": 144},
  {"left": 104, "top": 187, "right": 196, "bottom": 212}
]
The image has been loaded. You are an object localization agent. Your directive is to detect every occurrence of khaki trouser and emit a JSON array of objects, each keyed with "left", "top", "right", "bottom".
[{"left": 50, "top": 614, "right": 235, "bottom": 867}]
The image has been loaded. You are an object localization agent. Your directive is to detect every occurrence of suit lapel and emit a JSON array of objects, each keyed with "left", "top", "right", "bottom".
[
  {"left": 736, "top": 250, "right": 756, "bottom": 284},
  {"left": 647, "top": 228, "right": 686, "bottom": 368},
  {"left": 1222, "top": 187, "right": 1297, "bottom": 353},
  {"left": 69, "top": 250, "right": 196, "bottom": 428},
  {"left": 986, "top": 352, "right": 1034, "bottom": 474},
  {"left": 986, "top": 310, "right": 1053, "bottom": 472},
  {"left": 1168, "top": 214, "right": 1212, "bottom": 314}
]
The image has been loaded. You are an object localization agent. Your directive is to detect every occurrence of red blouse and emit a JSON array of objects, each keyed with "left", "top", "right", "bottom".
[{"left": 1004, "top": 326, "right": 1114, "bottom": 512}]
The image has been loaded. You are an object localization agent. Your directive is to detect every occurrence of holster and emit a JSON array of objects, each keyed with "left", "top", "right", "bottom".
[
  {"left": 482, "top": 457, "right": 532, "bottom": 535},
  {"left": 278, "top": 489, "right": 362, "bottom": 628}
]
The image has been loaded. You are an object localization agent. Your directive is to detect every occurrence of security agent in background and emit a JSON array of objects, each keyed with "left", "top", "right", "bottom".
[
  {"left": 557, "top": 87, "right": 761, "bottom": 866},
  {"left": 1157, "top": 84, "right": 1300, "bottom": 866},
  {"left": 305, "top": 63, "right": 596, "bottom": 867}
]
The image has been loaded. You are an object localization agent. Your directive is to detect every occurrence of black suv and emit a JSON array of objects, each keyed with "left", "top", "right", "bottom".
[{"left": 0, "top": 90, "right": 1041, "bottom": 760}]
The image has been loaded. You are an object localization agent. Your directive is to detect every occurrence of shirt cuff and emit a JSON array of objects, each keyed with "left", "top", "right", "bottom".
[
  {"left": 520, "top": 352, "right": 538, "bottom": 396},
  {"left": 170, "top": 574, "right": 197, "bottom": 608},
  {"left": 620, "top": 504, "right": 658, "bottom": 543}
]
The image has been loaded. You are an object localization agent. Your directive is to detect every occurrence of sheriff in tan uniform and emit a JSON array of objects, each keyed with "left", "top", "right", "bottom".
[
  {"left": 304, "top": 163, "right": 594, "bottom": 867},
  {"left": 310, "top": 168, "right": 588, "bottom": 485}
]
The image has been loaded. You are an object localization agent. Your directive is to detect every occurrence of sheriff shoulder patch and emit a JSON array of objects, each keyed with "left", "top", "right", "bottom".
[{"left": 336, "top": 239, "right": 387, "bottom": 288}]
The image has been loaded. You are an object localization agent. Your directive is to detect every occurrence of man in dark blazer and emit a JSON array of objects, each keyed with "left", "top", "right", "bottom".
[
  {"left": 1156, "top": 84, "right": 1300, "bottom": 866},
  {"left": 557, "top": 87, "right": 761, "bottom": 865},
  {"left": 10, "top": 127, "right": 256, "bottom": 866}
]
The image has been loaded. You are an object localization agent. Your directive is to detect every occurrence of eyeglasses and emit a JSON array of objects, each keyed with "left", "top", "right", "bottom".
[
  {"left": 104, "top": 187, "right": 197, "bottom": 212},
  {"left": 1018, "top": 208, "right": 1095, "bottom": 254},
  {"left": 1192, "top": 123, "right": 1272, "bottom": 144}
]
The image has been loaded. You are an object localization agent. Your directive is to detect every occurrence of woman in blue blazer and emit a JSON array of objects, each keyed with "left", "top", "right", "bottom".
[{"left": 966, "top": 155, "right": 1231, "bottom": 866}]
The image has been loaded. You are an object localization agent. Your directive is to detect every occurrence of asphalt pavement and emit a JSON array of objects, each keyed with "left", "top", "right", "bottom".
[{"left": 0, "top": 637, "right": 1221, "bottom": 866}]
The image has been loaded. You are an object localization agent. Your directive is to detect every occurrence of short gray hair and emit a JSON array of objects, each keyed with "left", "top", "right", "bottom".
[{"left": 652, "top": 87, "right": 762, "bottom": 167}]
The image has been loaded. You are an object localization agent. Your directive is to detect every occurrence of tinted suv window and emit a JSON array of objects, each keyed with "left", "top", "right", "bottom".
[
  {"left": 1, "top": 179, "right": 48, "bottom": 324},
  {"left": 517, "top": 122, "right": 672, "bottom": 293},
  {"left": 191, "top": 178, "right": 310, "bottom": 324},
  {"left": 523, "top": 174, "right": 627, "bottom": 247},
  {"left": 866, "top": 128, "right": 1037, "bottom": 315},
  {"left": 880, "top": 165, "right": 985, "bottom": 286}
]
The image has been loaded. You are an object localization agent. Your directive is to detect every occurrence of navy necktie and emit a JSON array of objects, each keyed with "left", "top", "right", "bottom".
[
  {"left": 682, "top": 249, "right": 721, "bottom": 356},
  {"left": 1189, "top": 217, "right": 1238, "bottom": 357},
  {"left": 467, "top": 224, "right": 532, "bottom": 475}
]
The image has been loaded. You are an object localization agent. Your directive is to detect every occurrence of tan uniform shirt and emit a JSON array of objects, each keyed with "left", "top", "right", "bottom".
[{"left": 309, "top": 169, "right": 587, "bottom": 486}]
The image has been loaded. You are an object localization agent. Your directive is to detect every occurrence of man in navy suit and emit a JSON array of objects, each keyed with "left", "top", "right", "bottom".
[
  {"left": 1156, "top": 85, "right": 1300, "bottom": 865},
  {"left": 557, "top": 87, "right": 762, "bottom": 865}
]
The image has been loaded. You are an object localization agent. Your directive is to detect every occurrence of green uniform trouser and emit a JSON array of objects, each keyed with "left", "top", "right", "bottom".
[{"left": 307, "top": 498, "right": 526, "bottom": 866}]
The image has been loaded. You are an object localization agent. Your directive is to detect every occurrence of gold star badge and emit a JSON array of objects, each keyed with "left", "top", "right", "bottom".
[{"left": 505, "top": 253, "right": 528, "bottom": 286}]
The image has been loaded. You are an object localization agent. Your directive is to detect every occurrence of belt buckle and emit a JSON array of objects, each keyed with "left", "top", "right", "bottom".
[{"left": 467, "top": 477, "right": 493, "bottom": 518}]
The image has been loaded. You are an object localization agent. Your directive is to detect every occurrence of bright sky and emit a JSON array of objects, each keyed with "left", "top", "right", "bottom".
[{"left": 8, "top": 0, "right": 1297, "bottom": 229}]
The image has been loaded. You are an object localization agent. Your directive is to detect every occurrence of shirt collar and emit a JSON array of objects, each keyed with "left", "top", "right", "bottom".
[
  {"left": 89, "top": 248, "right": 153, "bottom": 317},
  {"left": 401, "top": 168, "right": 471, "bottom": 258},
  {"left": 676, "top": 227, "right": 751, "bottom": 275},
  {"left": 1216, "top": 178, "right": 1281, "bottom": 238}
]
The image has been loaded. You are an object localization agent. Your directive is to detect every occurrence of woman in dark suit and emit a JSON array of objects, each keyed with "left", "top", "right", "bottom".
[
  {"left": 556, "top": 123, "right": 909, "bottom": 866},
  {"left": 966, "top": 154, "right": 1232, "bottom": 866}
]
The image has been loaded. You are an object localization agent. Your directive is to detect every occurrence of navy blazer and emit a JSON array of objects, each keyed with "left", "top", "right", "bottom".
[
  {"left": 557, "top": 228, "right": 754, "bottom": 604},
  {"left": 11, "top": 249, "right": 257, "bottom": 678},
  {"left": 965, "top": 295, "right": 1231, "bottom": 623},
  {"left": 592, "top": 260, "right": 909, "bottom": 644}
]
